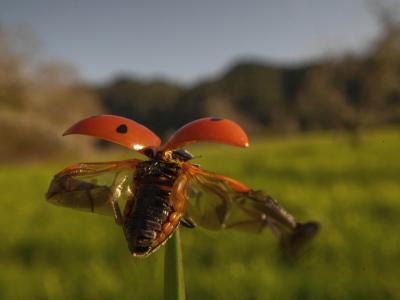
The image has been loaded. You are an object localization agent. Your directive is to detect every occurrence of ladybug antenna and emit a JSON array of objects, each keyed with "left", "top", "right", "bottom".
[{"left": 191, "top": 154, "right": 202, "bottom": 160}]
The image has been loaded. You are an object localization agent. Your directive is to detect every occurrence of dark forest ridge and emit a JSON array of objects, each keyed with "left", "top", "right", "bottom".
[
  {"left": 1, "top": 23, "right": 399, "bottom": 162},
  {"left": 98, "top": 24, "right": 400, "bottom": 138}
]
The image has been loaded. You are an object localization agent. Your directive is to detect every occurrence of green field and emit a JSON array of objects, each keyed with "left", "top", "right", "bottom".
[{"left": 1, "top": 128, "right": 399, "bottom": 300}]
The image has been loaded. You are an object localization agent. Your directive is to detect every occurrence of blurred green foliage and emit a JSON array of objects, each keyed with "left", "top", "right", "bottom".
[
  {"left": 99, "top": 78, "right": 182, "bottom": 135},
  {"left": 1, "top": 128, "right": 399, "bottom": 300}
]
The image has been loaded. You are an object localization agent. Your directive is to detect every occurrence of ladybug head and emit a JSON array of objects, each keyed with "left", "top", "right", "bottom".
[
  {"left": 143, "top": 148, "right": 193, "bottom": 162},
  {"left": 142, "top": 147, "right": 157, "bottom": 159}
]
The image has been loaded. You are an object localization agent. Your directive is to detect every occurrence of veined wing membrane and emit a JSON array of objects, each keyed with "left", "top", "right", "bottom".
[
  {"left": 178, "top": 165, "right": 298, "bottom": 237},
  {"left": 46, "top": 159, "right": 140, "bottom": 216}
]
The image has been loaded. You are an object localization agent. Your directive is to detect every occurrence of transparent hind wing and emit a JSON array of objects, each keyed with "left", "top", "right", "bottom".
[
  {"left": 177, "top": 164, "right": 297, "bottom": 236},
  {"left": 46, "top": 159, "right": 140, "bottom": 219}
]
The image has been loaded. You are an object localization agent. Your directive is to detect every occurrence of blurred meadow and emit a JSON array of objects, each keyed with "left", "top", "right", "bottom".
[
  {"left": 1, "top": 1, "right": 400, "bottom": 299},
  {"left": 1, "top": 129, "right": 400, "bottom": 299}
]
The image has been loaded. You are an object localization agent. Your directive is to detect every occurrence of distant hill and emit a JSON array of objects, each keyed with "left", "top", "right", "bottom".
[
  {"left": 97, "top": 24, "right": 400, "bottom": 138},
  {"left": 1, "top": 23, "right": 399, "bottom": 162},
  {"left": 96, "top": 61, "right": 312, "bottom": 137}
]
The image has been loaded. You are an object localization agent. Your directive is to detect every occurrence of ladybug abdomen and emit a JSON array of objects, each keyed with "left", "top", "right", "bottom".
[
  {"left": 124, "top": 185, "right": 172, "bottom": 255},
  {"left": 123, "top": 160, "right": 181, "bottom": 256}
]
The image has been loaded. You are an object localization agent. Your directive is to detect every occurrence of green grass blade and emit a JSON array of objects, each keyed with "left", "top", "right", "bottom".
[{"left": 164, "top": 228, "right": 186, "bottom": 300}]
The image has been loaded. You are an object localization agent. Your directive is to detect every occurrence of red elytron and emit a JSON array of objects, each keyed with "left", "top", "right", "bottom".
[{"left": 47, "top": 115, "right": 319, "bottom": 257}]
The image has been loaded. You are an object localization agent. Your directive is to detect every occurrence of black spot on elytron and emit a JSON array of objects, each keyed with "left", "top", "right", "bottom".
[
  {"left": 210, "top": 117, "right": 223, "bottom": 121},
  {"left": 116, "top": 124, "right": 128, "bottom": 133}
]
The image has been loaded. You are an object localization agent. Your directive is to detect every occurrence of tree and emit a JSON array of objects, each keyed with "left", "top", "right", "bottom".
[{"left": 0, "top": 26, "right": 102, "bottom": 162}]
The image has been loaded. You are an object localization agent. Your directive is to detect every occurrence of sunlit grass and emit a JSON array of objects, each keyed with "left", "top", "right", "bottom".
[{"left": 0, "top": 128, "right": 399, "bottom": 299}]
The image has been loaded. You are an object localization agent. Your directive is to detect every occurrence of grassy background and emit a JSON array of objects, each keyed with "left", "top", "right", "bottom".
[{"left": 1, "top": 128, "right": 399, "bottom": 299}]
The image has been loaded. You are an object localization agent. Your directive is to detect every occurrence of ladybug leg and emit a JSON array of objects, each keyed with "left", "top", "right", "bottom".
[
  {"left": 180, "top": 217, "right": 196, "bottom": 228},
  {"left": 111, "top": 198, "right": 124, "bottom": 225},
  {"left": 109, "top": 172, "right": 131, "bottom": 226}
]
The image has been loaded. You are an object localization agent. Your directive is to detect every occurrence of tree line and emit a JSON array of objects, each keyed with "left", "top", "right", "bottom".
[
  {"left": 1, "top": 20, "right": 399, "bottom": 162},
  {"left": 98, "top": 23, "right": 400, "bottom": 139}
]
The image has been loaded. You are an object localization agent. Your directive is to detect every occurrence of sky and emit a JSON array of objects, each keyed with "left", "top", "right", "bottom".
[{"left": 0, "top": 0, "right": 393, "bottom": 84}]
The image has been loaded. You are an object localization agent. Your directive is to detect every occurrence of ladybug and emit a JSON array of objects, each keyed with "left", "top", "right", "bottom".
[{"left": 47, "top": 115, "right": 319, "bottom": 257}]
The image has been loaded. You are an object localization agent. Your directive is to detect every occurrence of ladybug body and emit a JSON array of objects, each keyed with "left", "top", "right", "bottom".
[
  {"left": 47, "top": 115, "right": 319, "bottom": 257},
  {"left": 124, "top": 158, "right": 182, "bottom": 256}
]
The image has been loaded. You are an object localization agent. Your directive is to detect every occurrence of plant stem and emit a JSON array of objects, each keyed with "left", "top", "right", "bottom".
[{"left": 164, "top": 228, "right": 186, "bottom": 300}]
